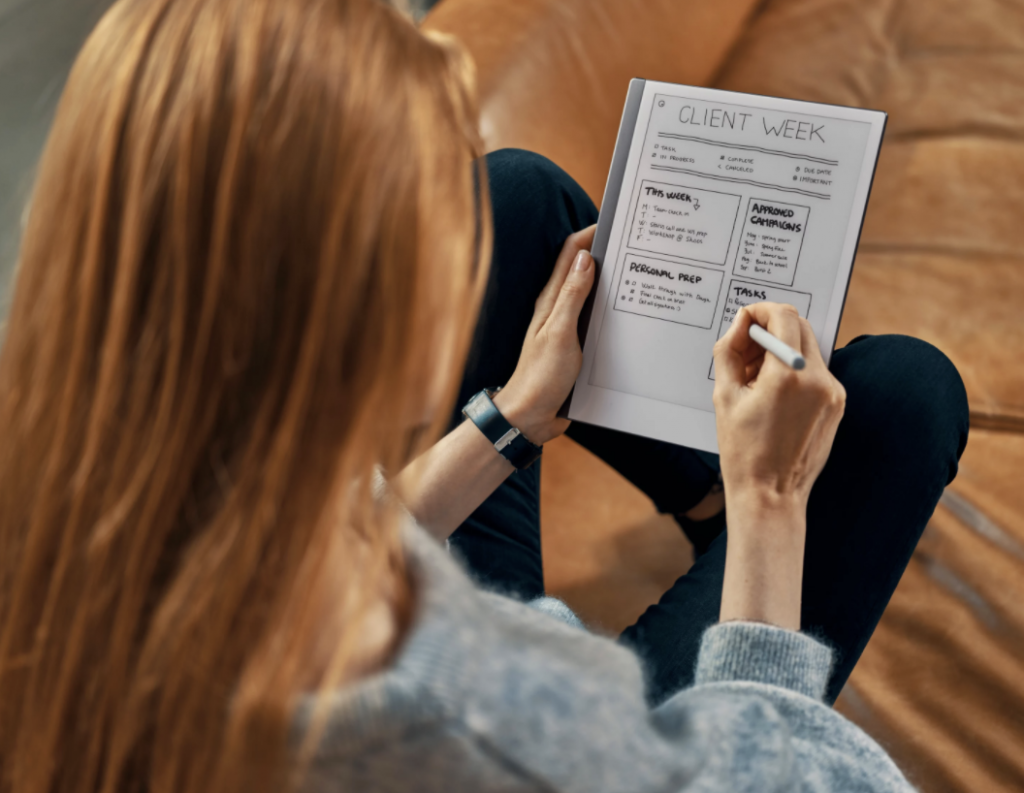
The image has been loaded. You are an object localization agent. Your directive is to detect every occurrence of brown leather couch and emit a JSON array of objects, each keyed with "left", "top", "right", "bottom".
[{"left": 425, "top": 1, "right": 1024, "bottom": 790}]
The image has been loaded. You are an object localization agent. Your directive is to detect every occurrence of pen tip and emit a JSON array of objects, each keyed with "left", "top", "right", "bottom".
[{"left": 793, "top": 357, "right": 806, "bottom": 371}]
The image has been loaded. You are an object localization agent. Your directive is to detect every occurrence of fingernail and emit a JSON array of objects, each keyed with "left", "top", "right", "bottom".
[{"left": 574, "top": 250, "right": 592, "bottom": 272}]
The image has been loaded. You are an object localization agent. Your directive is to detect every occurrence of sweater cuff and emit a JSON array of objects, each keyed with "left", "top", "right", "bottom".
[
  {"left": 695, "top": 621, "right": 834, "bottom": 700},
  {"left": 527, "top": 596, "right": 586, "bottom": 630}
]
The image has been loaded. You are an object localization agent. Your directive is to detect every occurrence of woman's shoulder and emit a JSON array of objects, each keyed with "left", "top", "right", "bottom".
[
  {"left": 295, "top": 521, "right": 914, "bottom": 793},
  {"left": 295, "top": 520, "right": 694, "bottom": 789}
]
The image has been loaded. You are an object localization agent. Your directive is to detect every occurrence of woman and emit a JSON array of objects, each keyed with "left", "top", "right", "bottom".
[{"left": 0, "top": 0, "right": 968, "bottom": 791}]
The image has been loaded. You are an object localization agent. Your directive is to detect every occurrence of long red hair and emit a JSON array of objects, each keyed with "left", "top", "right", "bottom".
[{"left": 0, "top": 0, "right": 489, "bottom": 791}]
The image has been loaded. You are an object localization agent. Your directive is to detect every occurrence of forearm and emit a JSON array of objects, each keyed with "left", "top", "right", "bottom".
[
  {"left": 719, "top": 492, "right": 806, "bottom": 631},
  {"left": 391, "top": 418, "right": 514, "bottom": 541},
  {"left": 391, "top": 229, "right": 596, "bottom": 541}
]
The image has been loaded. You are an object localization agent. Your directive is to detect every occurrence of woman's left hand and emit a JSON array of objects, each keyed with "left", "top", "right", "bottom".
[{"left": 493, "top": 225, "right": 597, "bottom": 445}]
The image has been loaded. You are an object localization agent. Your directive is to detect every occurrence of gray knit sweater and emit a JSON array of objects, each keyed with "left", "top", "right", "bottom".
[{"left": 296, "top": 521, "right": 914, "bottom": 792}]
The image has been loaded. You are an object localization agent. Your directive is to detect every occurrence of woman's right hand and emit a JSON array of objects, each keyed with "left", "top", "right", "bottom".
[
  {"left": 712, "top": 302, "right": 846, "bottom": 629},
  {"left": 713, "top": 301, "right": 846, "bottom": 516}
]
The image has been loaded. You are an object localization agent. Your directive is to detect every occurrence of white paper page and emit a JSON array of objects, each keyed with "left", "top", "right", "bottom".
[{"left": 568, "top": 81, "right": 885, "bottom": 453}]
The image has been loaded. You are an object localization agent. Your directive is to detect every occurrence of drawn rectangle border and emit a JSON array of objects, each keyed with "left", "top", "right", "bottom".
[
  {"left": 625, "top": 178, "right": 742, "bottom": 266},
  {"left": 731, "top": 197, "right": 811, "bottom": 288},
  {"left": 707, "top": 279, "right": 814, "bottom": 380},
  {"left": 612, "top": 254, "right": 725, "bottom": 330}
]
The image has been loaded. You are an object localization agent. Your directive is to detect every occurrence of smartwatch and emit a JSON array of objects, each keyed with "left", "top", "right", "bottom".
[{"left": 462, "top": 388, "right": 543, "bottom": 471}]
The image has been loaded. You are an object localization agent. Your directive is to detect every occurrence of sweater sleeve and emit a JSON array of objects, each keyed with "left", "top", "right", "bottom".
[
  {"left": 695, "top": 621, "right": 833, "bottom": 700},
  {"left": 661, "top": 621, "right": 916, "bottom": 792}
]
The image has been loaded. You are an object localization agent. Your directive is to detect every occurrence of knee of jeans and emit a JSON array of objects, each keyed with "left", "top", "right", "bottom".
[
  {"left": 484, "top": 148, "right": 598, "bottom": 233},
  {"left": 834, "top": 335, "right": 969, "bottom": 474}
]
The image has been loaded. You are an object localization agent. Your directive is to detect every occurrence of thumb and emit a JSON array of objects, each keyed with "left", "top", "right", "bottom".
[
  {"left": 547, "top": 250, "right": 595, "bottom": 335},
  {"left": 713, "top": 306, "right": 753, "bottom": 388}
]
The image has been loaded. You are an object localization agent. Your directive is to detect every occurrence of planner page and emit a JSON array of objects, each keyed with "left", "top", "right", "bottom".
[{"left": 568, "top": 80, "right": 885, "bottom": 453}]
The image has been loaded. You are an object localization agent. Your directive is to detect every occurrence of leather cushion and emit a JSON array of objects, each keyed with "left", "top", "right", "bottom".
[
  {"left": 425, "top": 0, "right": 761, "bottom": 201},
  {"left": 716, "top": 0, "right": 1024, "bottom": 426}
]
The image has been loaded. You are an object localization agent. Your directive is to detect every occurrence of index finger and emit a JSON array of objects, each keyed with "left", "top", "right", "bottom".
[
  {"left": 798, "top": 317, "right": 827, "bottom": 371},
  {"left": 740, "top": 301, "right": 804, "bottom": 354},
  {"left": 532, "top": 226, "right": 597, "bottom": 325},
  {"left": 713, "top": 304, "right": 758, "bottom": 387}
]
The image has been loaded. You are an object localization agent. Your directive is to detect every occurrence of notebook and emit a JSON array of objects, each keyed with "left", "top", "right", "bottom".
[{"left": 565, "top": 79, "right": 886, "bottom": 453}]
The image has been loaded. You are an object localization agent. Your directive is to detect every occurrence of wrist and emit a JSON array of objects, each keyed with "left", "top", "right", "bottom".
[
  {"left": 724, "top": 488, "right": 807, "bottom": 561},
  {"left": 720, "top": 504, "right": 806, "bottom": 631},
  {"left": 491, "top": 388, "right": 555, "bottom": 445},
  {"left": 724, "top": 486, "right": 806, "bottom": 528}
]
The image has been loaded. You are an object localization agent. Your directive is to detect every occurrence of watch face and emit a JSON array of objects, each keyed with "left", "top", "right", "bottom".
[{"left": 464, "top": 392, "right": 491, "bottom": 424}]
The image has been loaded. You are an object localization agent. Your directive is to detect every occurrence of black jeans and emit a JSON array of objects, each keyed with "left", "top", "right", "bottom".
[{"left": 447, "top": 149, "right": 970, "bottom": 706}]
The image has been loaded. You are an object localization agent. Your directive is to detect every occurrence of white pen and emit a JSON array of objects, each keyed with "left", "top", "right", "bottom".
[{"left": 748, "top": 323, "right": 806, "bottom": 371}]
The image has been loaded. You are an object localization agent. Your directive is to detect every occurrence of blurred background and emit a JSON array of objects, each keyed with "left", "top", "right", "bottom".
[
  {"left": 0, "top": 0, "right": 439, "bottom": 312},
  {"left": 2, "top": 0, "right": 1023, "bottom": 791},
  {"left": 0, "top": 0, "right": 108, "bottom": 316}
]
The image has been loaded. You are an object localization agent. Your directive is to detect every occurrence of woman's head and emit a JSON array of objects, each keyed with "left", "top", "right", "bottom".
[{"left": 0, "top": 0, "right": 487, "bottom": 791}]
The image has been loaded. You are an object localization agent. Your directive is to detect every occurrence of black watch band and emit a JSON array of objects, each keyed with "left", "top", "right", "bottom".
[{"left": 462, "top": 388, "right": 543, "bottom": 471}]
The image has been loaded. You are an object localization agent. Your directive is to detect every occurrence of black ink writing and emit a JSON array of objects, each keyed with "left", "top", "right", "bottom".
[
  {"left": 751, "top": 203, "right": 795, "bottom": 217},
  {"left": 629, "top": 262, "right": 703, "bottom": 284},
  {"left": 749, "top": 202, "right": 802, "bottom": 232},
  {"left": 733, "top": 286, "right": 767, "bottom": 300},
  {"left": 749, "top": 216, "right": 802, "bottom": 232},
  {"left": 679, "top": 105, "right": 753, "bottom": 131},
  {"left": 644, "top": 186, "right": 694, "bottom": 204},
  {"left": 762, "top": 117, "right": 826, "bottom": 143}
]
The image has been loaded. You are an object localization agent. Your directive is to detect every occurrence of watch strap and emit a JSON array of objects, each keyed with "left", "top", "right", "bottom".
[{"left": 462, "top": 389, "right": 543, "bottom": 470}]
